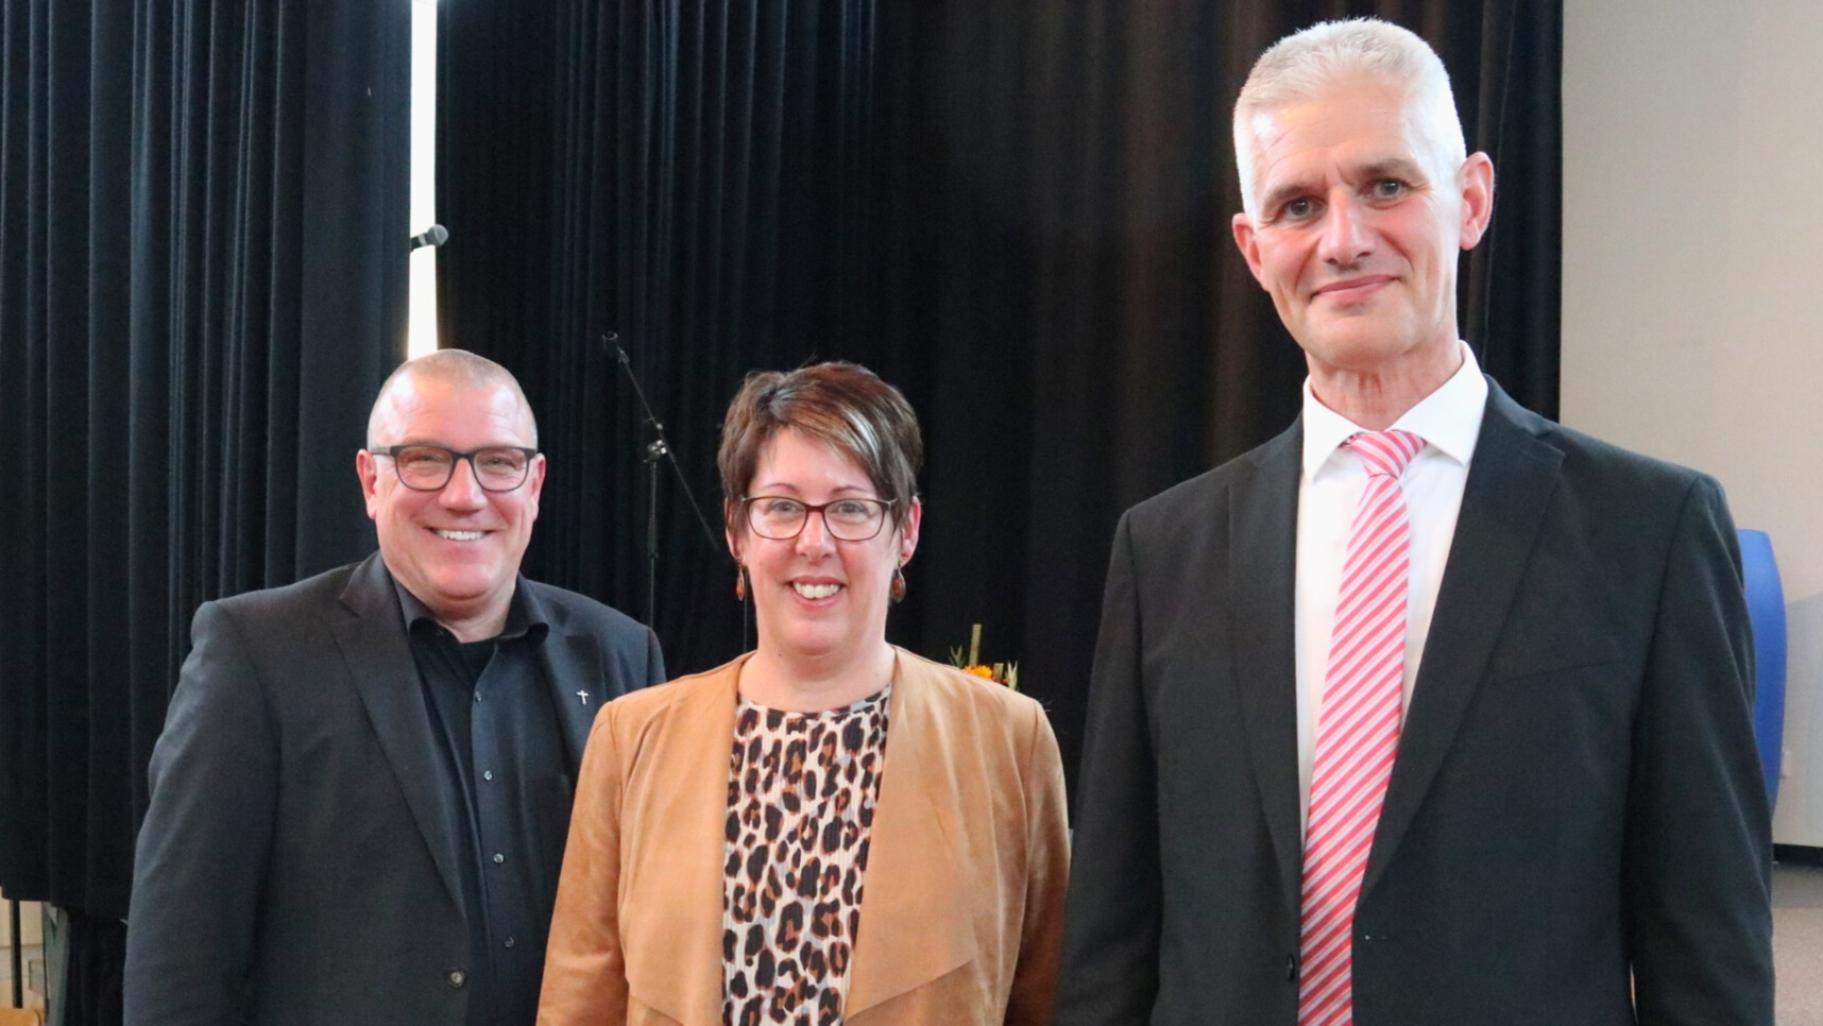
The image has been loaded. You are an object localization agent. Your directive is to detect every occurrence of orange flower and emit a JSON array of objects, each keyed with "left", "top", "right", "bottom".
[{"left": 963, "top": 664, "right": 996, "bottom": 679}]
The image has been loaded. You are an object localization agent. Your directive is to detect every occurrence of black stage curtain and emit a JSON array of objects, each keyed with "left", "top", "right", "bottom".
[
  {"left": 0, "top": 0, "right": 408, "bottom": 985},
  {"left": 438, "top": 0, "right": 1560, "bottom": 794}
]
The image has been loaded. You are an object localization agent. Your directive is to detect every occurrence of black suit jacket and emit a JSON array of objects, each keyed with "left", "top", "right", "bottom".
[
  {"left": 1055, "top": 381, "right": 1773, "bottom": 1025},
  {"left": 124, "top": 553, "right": 665, "bottom": 1026}
]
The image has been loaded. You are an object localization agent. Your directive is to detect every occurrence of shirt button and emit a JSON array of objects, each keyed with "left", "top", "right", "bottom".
[
  {"left": 473, "top": 691, "right": 482, "bottom": 703},
  {"left": 482, "top": 770, "right": 494, "bottom": 782},
  {"left": 504, "top": 937, "right": 516, "bottom": 949},
  {"left": 447, "top": 969, "right": 466, "bottom": 988},
  {"left": 492, "top": 853, "right": 505, "bottom": 865}
]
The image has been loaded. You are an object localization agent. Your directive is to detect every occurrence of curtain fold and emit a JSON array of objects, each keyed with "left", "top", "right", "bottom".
[
  {"left": 0, "top": 0, "right": 408, "bottom": 973},
  {"left": 438, "top": 0, "right": 1560, "bottom": 792}
]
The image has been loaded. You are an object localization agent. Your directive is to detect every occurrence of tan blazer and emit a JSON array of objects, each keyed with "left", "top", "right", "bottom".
[{"left": 537, "top": 647, "right": 1069, "bottom": 1026}]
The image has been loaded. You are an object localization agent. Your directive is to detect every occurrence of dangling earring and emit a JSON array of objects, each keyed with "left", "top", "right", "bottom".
[
  {"left": 735, "top": 566, "right": 748, "bottom": 601},
  {"left": 890, "top": 564, "right": 907, "bottom": 604}
]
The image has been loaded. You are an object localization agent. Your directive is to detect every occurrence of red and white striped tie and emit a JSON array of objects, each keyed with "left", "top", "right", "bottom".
[{"left": 1297, "top": 429, "right": 1425, "bottom": 1026}]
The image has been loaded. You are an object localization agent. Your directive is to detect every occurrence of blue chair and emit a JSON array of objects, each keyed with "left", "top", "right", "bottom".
[{"left": 1737, "top": 529, "right": 1786, "bottom": 810}]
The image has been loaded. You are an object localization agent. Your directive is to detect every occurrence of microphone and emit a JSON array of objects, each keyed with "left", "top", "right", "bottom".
[
  {"left": 602, "top": 331, "right": 642, "bottom": 375},
  {"left": 408, "top": 224, "right": 449, "bottom": 251}
]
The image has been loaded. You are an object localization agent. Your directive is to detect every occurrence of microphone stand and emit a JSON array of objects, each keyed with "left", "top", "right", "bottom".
[{"left": 606, "top": 334, "right": 721, "bottom": 631}]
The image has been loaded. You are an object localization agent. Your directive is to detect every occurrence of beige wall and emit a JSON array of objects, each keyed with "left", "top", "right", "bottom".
[{"left": 1562, "top": 1, "right": 1823, "bottom": 845}]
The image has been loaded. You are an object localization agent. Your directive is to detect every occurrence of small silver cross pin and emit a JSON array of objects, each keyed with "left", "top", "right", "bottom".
[{"left": 576, "top": 689, "right": 591, "bottom": 706}]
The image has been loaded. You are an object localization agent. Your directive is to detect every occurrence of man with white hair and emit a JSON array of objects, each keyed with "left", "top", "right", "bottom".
[
  {"left": 125, "top": 350, "right": 665, "bottom": 1026},
  {"left": 1057, "top": 19, "right": 1772, "bottom": 1025}
]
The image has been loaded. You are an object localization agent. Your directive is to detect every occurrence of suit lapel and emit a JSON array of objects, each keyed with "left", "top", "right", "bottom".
[
  {"left": 1227, "top": 424, "right": 1306, "bottom": 916},
  {"left": 528, "top": 589, "right": 603, "bottom": 775},
  {"left": 845, "top": 651, "right": 977, "bottom": 1018},
  {"left": 1362, "top": 382, "right": 1563, "bottom": 896},
  {"left": 331, "top": 554, "right": 469, "bottom": 916},
  {"left": 623, "top": 661, "right": 736, "bottom": 1026}
]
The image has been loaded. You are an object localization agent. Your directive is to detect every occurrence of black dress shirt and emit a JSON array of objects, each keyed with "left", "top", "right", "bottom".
[{"left": 397, "top": 580, "right": 571, "bottom": 1026}]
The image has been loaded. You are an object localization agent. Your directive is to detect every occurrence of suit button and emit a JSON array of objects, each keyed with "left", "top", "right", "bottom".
[
  {"left": 448, "top": 969, "right": 467, "bottom": 988},
  {"left": 1286, "top": 955, "right": 1297, "bottom": 982}
]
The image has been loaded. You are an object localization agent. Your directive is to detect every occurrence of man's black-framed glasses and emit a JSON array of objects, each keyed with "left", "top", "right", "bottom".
[
  {"left": 368, "top": 445, "right": 541, "bottom": 493},
  {"left": 742, "top": 495, "right": 896, "bottom": 541}
]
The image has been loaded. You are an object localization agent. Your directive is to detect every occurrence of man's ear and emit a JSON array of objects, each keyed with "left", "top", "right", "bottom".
[
  {"left": 356, "top": 449, "right": 382, "bottom": 519},
  {"left": 1232, "top": 213, "right": 1268, "bottom": 286},
  {"left": 1457, "top": 151, "right": 1495, "bottom": 250},
  {"left": 522, "top": 454, "right": 547, "bottom": 519}
]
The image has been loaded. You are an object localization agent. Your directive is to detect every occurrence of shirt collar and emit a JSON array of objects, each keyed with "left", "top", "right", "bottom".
[
  {"left": 390, "top": 571, "right": 549, "bottom": 643},
  {"left": 1300, "top": 341, "right": 1488, "bottom": 481}
]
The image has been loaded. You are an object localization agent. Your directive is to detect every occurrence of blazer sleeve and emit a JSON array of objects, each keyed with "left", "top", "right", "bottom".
[
  {"left": 1053, "top": 512, "right": 1163, "bottom": 1025},
  {"left": 1005, "top": 700, "right": 1070, "bottom": 1026},
  {"left": 538, "top": 709, "right": 631, "bottom": 1026},
  {"left": 1624, "top": 475, "right": 1774, "bottom": 1025},
  {"left": 123, "top": 600, "right": 279, "bottom": 1026}
]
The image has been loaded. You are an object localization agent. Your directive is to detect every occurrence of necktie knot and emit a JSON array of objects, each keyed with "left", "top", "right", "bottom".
[{"left": 1345, "top": 429, "right": 1424, "bottom": 480}]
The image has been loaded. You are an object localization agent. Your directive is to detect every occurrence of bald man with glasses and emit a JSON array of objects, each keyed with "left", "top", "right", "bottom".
[{"left": 126, "top": 350, "right": 665, "bottom": 1026}]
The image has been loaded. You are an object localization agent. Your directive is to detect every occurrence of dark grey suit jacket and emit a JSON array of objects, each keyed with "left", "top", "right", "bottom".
[
  {"left": 123, "top": 552, "right": 664, "bottom": 1026},
  {"left": 1055, "top": 382, "right": 1773, "bottom": 1025}
]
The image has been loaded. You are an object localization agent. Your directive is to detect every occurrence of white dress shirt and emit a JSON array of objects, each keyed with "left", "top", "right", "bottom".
[{"left": 1293, "top": 342, "right": 1488, "bottom": 832}]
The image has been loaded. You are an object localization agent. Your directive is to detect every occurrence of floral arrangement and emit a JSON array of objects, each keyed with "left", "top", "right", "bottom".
[{"left": 949, "top": 622, "right": 1019, "bottom": 691}]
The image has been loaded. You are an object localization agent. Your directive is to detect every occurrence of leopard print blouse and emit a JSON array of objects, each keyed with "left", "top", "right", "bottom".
[{"left": 721, "top": 687, "right": 892, "bottom": 1026}]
